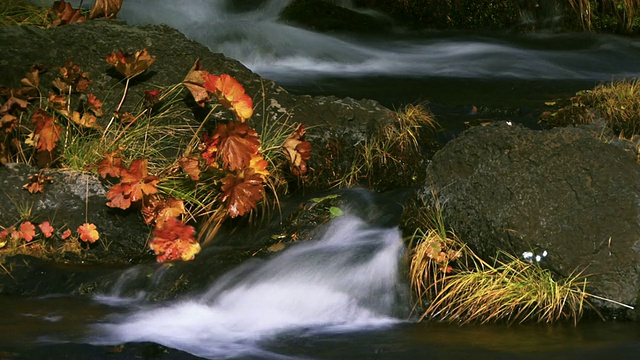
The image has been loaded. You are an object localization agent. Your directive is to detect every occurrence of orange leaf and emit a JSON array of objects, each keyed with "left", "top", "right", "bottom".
[
  {"left": 182, "top": 60, "right": 211, "bottom": 107},
  {"left": 106, "top": 182, "right": 132, "bottom": 210},
  {"left": 203, "top": 73, "right": 253, "bottom": 121},
  {"left": 51, "top": 0, "right": 86, "bottom": 27},
  {"left": 31, "top": 109, "right": 61, "bottom": 152},
  {"left": 55, "top": 59, "right": 92, "bottom": 93},
  {"left": 71, "top": 111, "right": 102, "bottom": 130},
  {"left": 213, "top": 122, "right": 260, "bottom": 171},
  {"left": 47, "top": 92, "right": 69, "bottom": 117},
  {"left": 19, "top": 222, "right": 37, "bottom": 242},
  {"left": 220, "top": 170, "right": 265, "bottom": 218},
  {"left": 149, "top": 217, "right": 200, "bottom": 262},
  {"left": 200, "top": 134, "right": 220, "bottom": 167},
  {"left": 89, "top": 0, "right": 123, "bottom": 20},
  {"left": 282, "top": 124, "right": 312, "bottom": 176},
  {"left": 77, "top": 223, "right": 99, "bottom": 243},
  {"left": 107, "top": 159, "right": 159, "bottom": 209},
  {"left": 87, "top": 93, "right": 104, "bottom": 117},
  {"left": 249, "top": 154, "right": 269, "bottom": 181},
  {"left": 106, "top": 49, "right": 155, "bottom": 79},
  {"left": 178, "top": 155, "right": 201, "bottom": 181},
  {"left": 38, "top": 221, "right": 54, "bottom": 238},
  {"left": 97, "top": 151, "right": 124, "bottom": 179},
  {"left": 61, "top": 228, "right": 72, "bottom": 240},
  {"left": 142, "top": 197, "right": 185, "bottom": 227}
]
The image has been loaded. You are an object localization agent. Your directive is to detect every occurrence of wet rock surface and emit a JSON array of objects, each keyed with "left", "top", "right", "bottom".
[{"left": 422, "top": 122, "right": 640, "bottom": 318}]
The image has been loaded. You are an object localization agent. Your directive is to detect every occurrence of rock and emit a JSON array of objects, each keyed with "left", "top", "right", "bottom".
[
  {"left": 0, "top": 163, "right": 151, "bottom": 264},
  {"left": 421, "top": 122, "right": 640, "bottom": 318},
  {"left": 279, "top": 0, "right": 392, "bottom": 33}
]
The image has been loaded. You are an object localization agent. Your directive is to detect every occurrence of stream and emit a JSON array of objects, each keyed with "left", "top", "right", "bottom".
[{"left": 10, "top": 0, "right": 640, "bottom": 359}]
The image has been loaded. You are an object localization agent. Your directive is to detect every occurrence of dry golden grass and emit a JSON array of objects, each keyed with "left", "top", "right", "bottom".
[{"left": 0, "top": 0, "right": 50, "bottom": 27}]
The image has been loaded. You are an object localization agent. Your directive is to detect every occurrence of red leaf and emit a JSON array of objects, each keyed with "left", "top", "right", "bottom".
[
  {"left": 213, "top": 122, "right": 260, "bottom": 171},
  {"left": 61, "top": 229, "right": 72, "bottom": 240},
  {"left": 149, "top": 217, "right": 200, "bottom": 262},
  {"left": 38, "top": 221, "right": 54, "bottom": 238},
  {"left": 31, "top": 109, "right": 61, "bottom": 152},
  {"left": 19, "top": 222, "right": 37, "bottom": 242},
  {"left": 106, "top": 159, "right": 159, "bottom": 209},
  {"left": 77, "top": 223, "right": 99, "bottom": 243},
  {"left": 220, "top": 170, "right": 265, "bottom": 218}
]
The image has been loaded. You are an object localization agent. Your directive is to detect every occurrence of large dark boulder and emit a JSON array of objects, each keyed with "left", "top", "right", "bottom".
[{"left": 422, "top": 122, "right": 640, "bottom": 318}]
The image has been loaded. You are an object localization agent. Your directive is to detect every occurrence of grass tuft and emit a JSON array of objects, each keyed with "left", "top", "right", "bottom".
[{"left": 0, "top": 0, "right": 50, "bottom": 27}]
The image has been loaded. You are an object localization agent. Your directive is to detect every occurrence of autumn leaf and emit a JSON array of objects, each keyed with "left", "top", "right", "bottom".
[
  {"left": 97, "top": 151, "right": 124, "bottom": 179},
  {"left": 200, "top": 133, "right": 220, "bottom": 167},
  {"left": 19, "top": 67, "right": 41, "bottom": 99},
  {"left": 32, "top": 109, "right": 61, "bottom": 152},
  {"left": 77, "top": 223, "right": 99, "bottom": 243},
  {"left": 19, "top": 222, "right": 37, "bottom": 242},
  {"left": 61, "top": 228, "right": 72, "bottom": 240},
  {"left": 178, "top": 155, "right": 201, "bottom": 181},
  {"left": 149, "top": 217, "right": 200, "bottom": 262},
  {"left": 249, "top": 154, "right": 269, "bottom": 181},
  {"left": 47, "top": 92, "right": 69, "bottom": 117},
  {"left": 22, "top": 173, "right": 54, "bottom": 194},
  {"left": 142, "top": 196, "right": 185, "bottom": 227},
  {"left": 106, "top": 159, "right": 159, "bottom": 210},
  {"left": 51, "top": 0, "right": 86, "bottom": 27},
  {"left": 182, "top": 60, "right": 211, "bottom": 107},
  {"left": 282, "top": 124, "right": 312, "bottom": 176},
  {"left": 144, "top": 89, "right": 160, "bottom": 108},
  {"left": 0, "top": 114, "right": 18, "bottom": 133},
  {"left": 71, "top": 111, "right": 102, "bottom": 130},
  {"left": 54, "top": 59, "right": 92, "bottom": 93},
  {"left": 87, "top": 93, "right": 104, "bottom": 117},
  {"left": 220, "top": 170, "right": 265, "bottom": 218},
  {"left": 89, "top": 0, "right": 123, "bottom": 20},
  {"left": 38, "top": 221, "right": 54, "bottom": 238},
  {"left": 203, "top": 73, "right": 254, "bottom": 121},
  {"left": 0, "top": 93, "right": 29, "bottom": 115},
  {"left": 213, "top": 122, "right": 261, "bottom": 171},
  {"left": 106, "top": 49, "right": 156, "bottom": 79}
]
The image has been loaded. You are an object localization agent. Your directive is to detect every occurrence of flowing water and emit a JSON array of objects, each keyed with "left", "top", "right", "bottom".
[{"left": 10, "top": 1, "right": 640, "bottom": 358}]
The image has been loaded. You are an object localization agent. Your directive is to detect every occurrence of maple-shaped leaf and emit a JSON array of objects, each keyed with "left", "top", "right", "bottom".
[
  {"left": 19, "top": 68, "right": 41, "bottom": 99},
  {"left": 0, "top": 114, "right": 18, "bottom": 133},
  {"left": 61, "top": 228, "right": 72, "bottom": 240},
  {"left": 32, "top": 109, "right": 61, "bottom": 152},
  {"left": 38, "top": 221, "right": 55, "bottom": 238},
  {"left": 51, "top": 0, "right": 86, "bottom": 27},
  {"left": 22, "top": 173, "right": 54, "bottom": 194},
  {"left": 213, "top": 122, "right": 261, "bottom": 171},
  {"left": 282, "top": 124, "right": 312, "bottom": 176},
  {"left": 142, "top": 197, "right": 186, "bottom": 227},
  {"left": 178, "top": 155, "right": 201, "bottom": 181},
  {"left": 47, "top": 92, "right": 69, "bottom": 117},
  {"left": 77, "top": 223, "right": 99, "bottom": 243},
  {"left": 120, "top": 159, "right": 160, "bottom": 202},
  {"left": 0, "top": 93, "right": 29, "bottom": 115},
  {"left": 106, "top": 49, "right": 156, "bottom": 79},
  {"left": 114, "top": 111, "right": 137, "bottom": 124},
  {"left": 106, "top": 182, "right": 131, "bottom": 210},
  {"left": 54, "top": 60, "right": 92, "bottom": 93},
  {"left": 87, "top": 93, "right": 104, "bottom": 117},
  {"left": 220, "top": 170, "right": 265, "bottom": 218},
  {"left": 149, "top": 217, "right": 200, "bottom": 262},
  {"left": 71, "top": 111, "right": 102, "bottom": 130},
  {"left": 89, "top": 0, "right": 123, "bottom": 19},
  {"left": 97, "top": 151, "right": 124, "bottom": 178},
  {"left": 19, "top": 222, "right": 37, "bottom": 242},
  {"left": 182, "top": 60, "right": 211, "bottom": 107},
  {"left": 204, "top": 73, "right": 254, "bottom": 121}
]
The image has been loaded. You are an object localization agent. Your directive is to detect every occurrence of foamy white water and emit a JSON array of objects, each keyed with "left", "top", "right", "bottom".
[{"left": 89, "top": 215, "right": 405, "bottom": 359}]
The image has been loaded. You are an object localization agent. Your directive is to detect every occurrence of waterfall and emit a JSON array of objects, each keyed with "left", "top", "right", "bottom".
[{"left": 89, "top": 214, "right": 406, "bottom": 359}]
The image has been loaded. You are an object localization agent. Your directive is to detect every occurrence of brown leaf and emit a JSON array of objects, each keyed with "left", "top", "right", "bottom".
[
  {"left": 178, "top": 155, "right": 201, "bottom": 181},
  {"left": 220, "top": 170, "right": 265, "bottom": 218},
  {"left": 19, "top": 68, "right": 41, "bottom": 99},
  {"left": 106, "top": 49, "right": 155, "bottom": 79},
  {"left": 0, "top": 93, "right": 29, "bottom": 115},
  {"left": 0, "top": 114, "right": 18, "bottom": 133},
  {"left": 31, "top": 109, "right": 61, "bottom": 152},
  {"left": 282, "top": 124, "right": 312, "bottom": 176},
  {"left": 213, "top": 122, "right": 260, "bottom": 171},
  {"left": 89, "top": 0, "right": 124, "bottom": 20},
  {"left": 71, "top": 111, "right": 102, "bottom": 130},
  {"left": 55, "top": 60, "right": 92, "bottom": 93},
  {"left": 87, "top": 93, "right": 104, "bottom": 117},
  {"left": 182, "top": 60, "right": 211, "bottom": 107},
  {"left": 22, "top": 173, "right": 54, "bottom": 194},
  {"left": 51, "top": 0, "right": 86, "bottom": 27}
]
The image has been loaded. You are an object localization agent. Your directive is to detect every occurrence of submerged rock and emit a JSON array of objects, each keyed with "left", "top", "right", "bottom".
[{"left": 421, "top": 122, "right": 640, "bottom": 319}]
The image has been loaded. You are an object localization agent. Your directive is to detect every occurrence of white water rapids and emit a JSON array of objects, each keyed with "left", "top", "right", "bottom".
[{"left": 88, "top": 214, "right": 406, "bottom": 359}]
